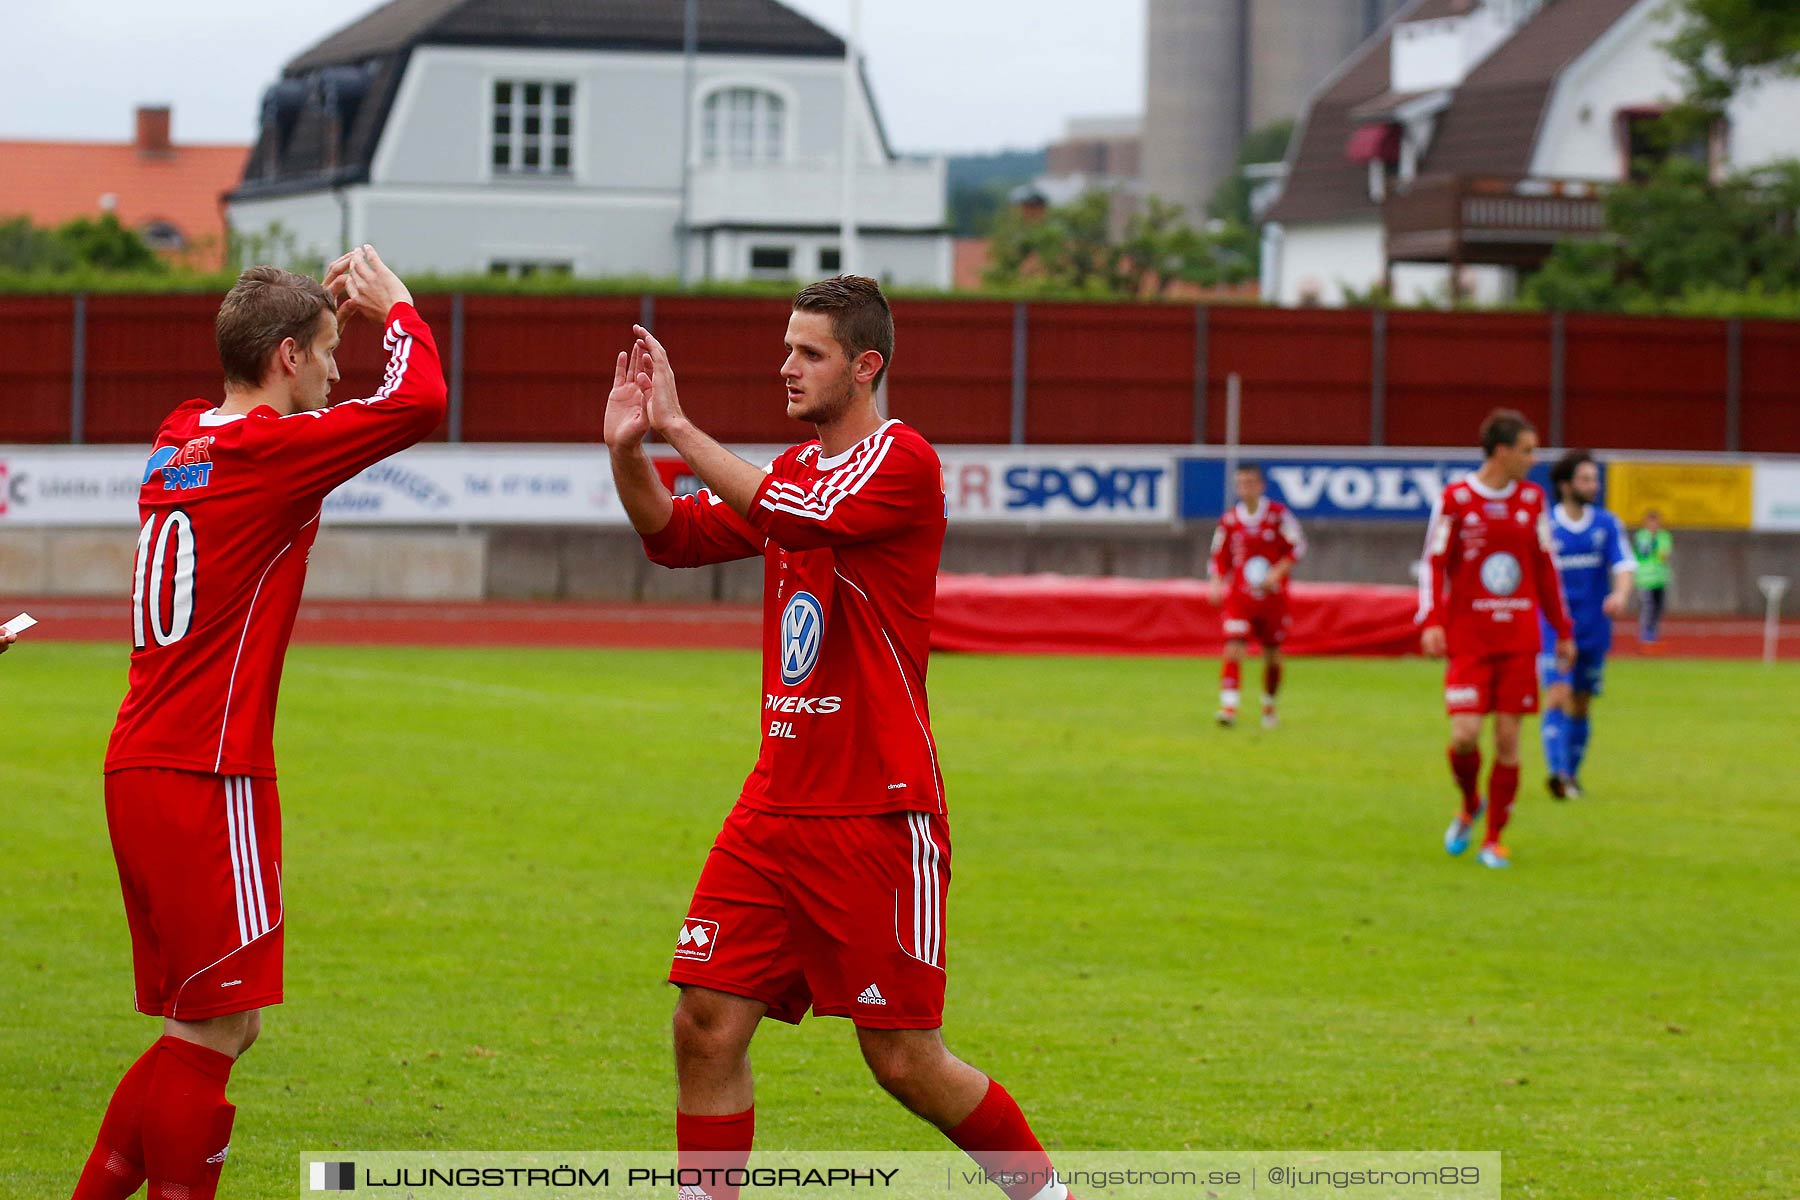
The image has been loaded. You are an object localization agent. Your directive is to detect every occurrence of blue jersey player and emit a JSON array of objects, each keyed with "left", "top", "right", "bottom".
[{"left": 1540, "top": 450, "right": 1634, "bottom": 799}]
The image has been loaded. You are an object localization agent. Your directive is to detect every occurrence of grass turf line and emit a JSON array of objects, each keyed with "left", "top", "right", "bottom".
[{"left": 0, "top": 645, "right": 1793, "bottom": 1198}]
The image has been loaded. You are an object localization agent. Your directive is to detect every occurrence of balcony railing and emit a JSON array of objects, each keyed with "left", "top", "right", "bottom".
[
  {"left": 687, "top": 157, "right": 947, "bottom": 230},
  {"left": 1385, "top": 175, "right": 1609, "bottom": 265}
]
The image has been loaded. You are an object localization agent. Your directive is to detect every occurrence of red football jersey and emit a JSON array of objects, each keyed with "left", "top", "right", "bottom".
[
  {"left": 1418, "top": 473, "right": 1572, "bottom": 657},
  {"left": 105, "top": 304, "right": 447, "bottom": 778},
  {"left": 642, "top": 419, "right": 948, "bottom": 816},
  {"left": 1209, "top": 499, "right": 1306, "bottom": 600}
]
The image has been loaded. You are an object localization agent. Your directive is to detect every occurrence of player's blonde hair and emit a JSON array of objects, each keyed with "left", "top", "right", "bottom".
[{"left": 216, "top": 265, "right": 334, "bottom": 390}]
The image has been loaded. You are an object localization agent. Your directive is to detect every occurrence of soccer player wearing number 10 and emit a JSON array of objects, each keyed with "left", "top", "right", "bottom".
[
  {"left": 75, "top": 251, "right": 445, "bottom": 1200},
  {"left": 1418, "top": 410, "right": 1574, "bottom": 870}
]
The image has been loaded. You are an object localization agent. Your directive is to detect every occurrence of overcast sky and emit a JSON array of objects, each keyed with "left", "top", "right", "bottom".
[{"left": 3, "top": 0, "right": 1147, "bottom": 154}]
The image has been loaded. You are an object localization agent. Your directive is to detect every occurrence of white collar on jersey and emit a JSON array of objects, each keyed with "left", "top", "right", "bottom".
[
  {"left": 815, "top": 418, "right": 898, "bottom": 470},
  {"left": 1464, "top": 472, "right": 1518, "bottom": 501},
  {"left": 1235, "top": 498, "right": 1270, "bottom": 524},
  {"left": 1554, "top": 502, "right": 1596, "bottom": 533},
  {"left": 197, "top": 408, "right": 247, "bottom": 426}
]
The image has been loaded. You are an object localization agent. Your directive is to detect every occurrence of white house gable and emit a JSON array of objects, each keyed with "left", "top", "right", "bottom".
[{"left": 227, "top": 0, "right": 948, "bottom": 286}]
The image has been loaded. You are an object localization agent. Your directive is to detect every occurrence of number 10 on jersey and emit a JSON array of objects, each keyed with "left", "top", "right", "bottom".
[{"left": 133, "top": 511, "right": 196, "bottom": 649}]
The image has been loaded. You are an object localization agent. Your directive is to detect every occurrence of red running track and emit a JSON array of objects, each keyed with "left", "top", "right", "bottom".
[
  {"left": 3, "top": 591, "right": 1791, "bottom": 660},
  {"left": 3, "top": 597, "right": 761, "bottom": 650}
]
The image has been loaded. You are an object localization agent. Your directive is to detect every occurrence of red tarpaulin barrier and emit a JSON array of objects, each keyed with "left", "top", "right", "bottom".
[{"left": 931, "top": 575, "right": 1422, "bottom": 658}]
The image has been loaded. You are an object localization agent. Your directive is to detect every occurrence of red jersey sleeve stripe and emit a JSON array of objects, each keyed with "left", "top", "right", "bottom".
[
  {"left": 761, "top": 435, "right": 886, "bottom": 511},
  {"left": 758, "top": 444, "right": 881, "bottom": 520},
  {"left": 760, "top": 436, "right": 879, "bottom": 505},
  {"left": 286, "top": 319, "right": 414, "bottom": 419},
  {"left": 759, "top": 435, "right": 894, "bottom": 522}
]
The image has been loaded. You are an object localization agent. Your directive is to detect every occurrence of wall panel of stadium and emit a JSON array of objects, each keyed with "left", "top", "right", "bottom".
[
  {"left": 1, "top": 296, "right": 1794, "bottom": 617},
  {"left": 3, "top": 445, "right": 1793, "bottom": 618}
]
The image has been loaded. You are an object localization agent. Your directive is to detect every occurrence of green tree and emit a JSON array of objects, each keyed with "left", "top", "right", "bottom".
[
  {"left": 0, "top": 217, "right": 76, "bottom": 272},
  {"left": 983, "top": 191, "right": 1254, "bottom": 297},
  {"left": 948, "top": 182, "right": 1013, "bottom": 238},
  {"left": 1523, "top": 158, "right": 1800, "bottom": 310},
  {"left": 0, "top": 214, "right": 165, "bottom": 275},
  {"left": 1522, "top": 3, "right": 1800, "bottom": 315},
  {"left": 227, "top": 222, "right": 323, "bottom": 275},
  {"left": 1520, "top": 242, "right": 1628, "bottom": 313},
  {"left": 1665, "top": 0, "right": 1800, "bottom": 129},
  {"left": 55, "top": 214, "right": 164, "bottom": 273},
  {"left": 945, "top": 149, "right": 1047, "bottom": 237}
]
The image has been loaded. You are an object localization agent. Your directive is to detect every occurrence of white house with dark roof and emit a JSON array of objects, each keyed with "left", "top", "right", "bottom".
[
  {"left": 226, "top": 0, "right": 950, "bottom": 286},
  {"left": 1261, "top": 0, "right": 1800, "bottom": 306}
]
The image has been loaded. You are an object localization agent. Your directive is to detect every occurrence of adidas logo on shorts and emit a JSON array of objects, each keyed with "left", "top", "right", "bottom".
[{"left": 857, "top": 983, "right": 888, "bottom": 1006}]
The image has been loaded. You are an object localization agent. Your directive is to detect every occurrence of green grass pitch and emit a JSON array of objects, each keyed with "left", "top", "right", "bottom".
[{"left": 1, "top": 644, "right": 1794, "bottom": 1198}]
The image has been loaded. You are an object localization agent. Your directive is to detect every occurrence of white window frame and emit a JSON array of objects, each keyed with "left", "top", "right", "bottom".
[
  {"left": 693, "top": 78, "right": 799, "bottom": 166},
  {"left": 490, "top": 78, "right": 576, "bottom": 179}
]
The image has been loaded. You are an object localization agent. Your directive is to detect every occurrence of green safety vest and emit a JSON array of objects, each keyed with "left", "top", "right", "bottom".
[{"left": 1633, "top": 529, "right": 1672, "bottom": 590}]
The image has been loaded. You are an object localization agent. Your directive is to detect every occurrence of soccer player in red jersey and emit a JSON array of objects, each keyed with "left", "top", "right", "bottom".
[
  {"left": 74, "top": 249, "right": 446, "bottom": 1200},
  {"left": 1418, "top": 409, "right": 1574, "bottom": 869},
  {"left": 606, "top": 277, "right": 1071, "bottom": 1200},
  {"left": 1207, "top": 462, "right": 1306, "bottom": 729}
]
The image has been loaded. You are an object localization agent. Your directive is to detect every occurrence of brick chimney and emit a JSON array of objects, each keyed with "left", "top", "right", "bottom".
[{"left": 136, "top": 105, "right": 173, "bottom": 158}]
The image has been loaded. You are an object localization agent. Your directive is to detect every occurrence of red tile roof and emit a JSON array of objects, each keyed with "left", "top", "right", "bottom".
[{"left": 0, "top": 139, "right": 250, "bottom": 268}]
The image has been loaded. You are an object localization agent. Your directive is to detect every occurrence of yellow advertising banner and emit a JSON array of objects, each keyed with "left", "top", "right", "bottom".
[{"left": 1607, "top": 461, "right": 1753, "bottom": 530}]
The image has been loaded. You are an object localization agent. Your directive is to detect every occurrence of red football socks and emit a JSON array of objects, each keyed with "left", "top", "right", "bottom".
[
  {"left": 1485, "top": 762, "right": 1520, "bottom": 844},
  {"left": 143, "top": 1036, "right": 237, "bottom": 1200},
  {"left": 1220, "top": 659, "right": 1242, "bottom": 712},
  {"left": 1448, "top": 747, "right": 1482, "bottom": 819},
  {"left": 1263, "top": 661, "right": 1283, "bottom": 699},
  {"left": 677, "top": 1107, "right": 754, "bottom": 1200},
  {"left": 945, "top": 1079, "right": 1064, "bottom": 1200},
  {"left": 72, "top": 1040, "right": 162, "bottom": 1199}
]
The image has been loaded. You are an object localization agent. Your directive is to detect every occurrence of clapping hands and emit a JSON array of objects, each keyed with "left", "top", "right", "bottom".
[{"left": 324, "top": 245, "right": 414, "bottom": 328}]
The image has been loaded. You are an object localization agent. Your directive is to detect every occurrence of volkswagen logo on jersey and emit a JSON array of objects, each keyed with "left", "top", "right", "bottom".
[
  {"left": 1480, "top": 552, "right": 1523, "bottom": 596},
  {"left": 780, "top": 591, "right": 824, "bottom": 686},
  {"left": 1242, "top": 555, "right": 1271, "bottom": 589}
]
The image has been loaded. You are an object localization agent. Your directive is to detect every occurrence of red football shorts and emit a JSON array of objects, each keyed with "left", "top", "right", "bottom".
[
  {"left": 1444, "top": 652, "right": 1540, "bottom": 715},
  {"left": 1221, "top": 591, "right": 1290, "bottom": 648},
  {"left": 104, "top": 768, "right": 284, "bottom": 1020},
  {"left": 670, "top": 805, "right": 950, "bottom": 1030}
]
